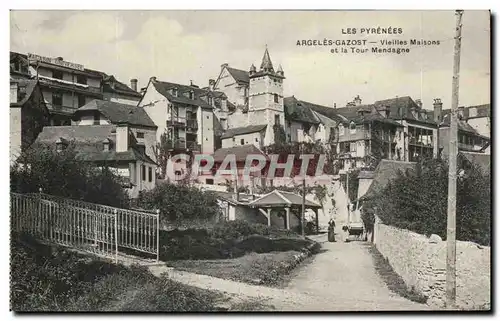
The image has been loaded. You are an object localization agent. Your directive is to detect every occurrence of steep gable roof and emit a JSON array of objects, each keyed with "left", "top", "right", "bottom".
[
  {"left": 284, "top": 97, "right": 321, "bottom": 125},
  {"left": 151, "top": 80, "right": 214, "bottom": 109},
  {"left": 226, "top": 67, "right": 249, "bottom": 85},
  {"left": 10, "top": 79, "right": 39, "bottom": 107},
  {"left": 75, "top": 100, "right": 156, "bottom": 128},
  {"left": 221, "top": 124, "right": 267, "bottom": 139},
  {"left": 100, "top": 73, "right": 142, "bottom": 98},
  {"left": 34, "top": 125, "right": 155, "bottom": 164},
  {"left": 375, "top": 96, "right": 436, "bottom": 125}
]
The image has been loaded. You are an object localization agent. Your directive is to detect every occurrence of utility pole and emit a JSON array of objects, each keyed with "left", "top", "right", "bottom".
[
  {"left": 346, "top": 169, "right": 350, "bottom": 226},
  {"left": 301, "top": 176, "right": 306, "bottom": 237},
  {"left": 446, "top": 9, "right": 463, "bottom": 309}
]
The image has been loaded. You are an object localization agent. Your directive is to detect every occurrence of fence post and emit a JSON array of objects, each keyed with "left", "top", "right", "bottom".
[
  {"left": 37, "top": 187, "right": 43, "bottom": 235},
  {"left": 156, "top": 209, "right": 160, "bottom": 263},
  {"left": 114, "top": 209, "right": 118, "bottom": 264}
]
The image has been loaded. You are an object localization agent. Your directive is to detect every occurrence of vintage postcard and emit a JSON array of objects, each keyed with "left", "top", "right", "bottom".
[{"left": 9, "top": 10, "right": 491, "bottom": 312}]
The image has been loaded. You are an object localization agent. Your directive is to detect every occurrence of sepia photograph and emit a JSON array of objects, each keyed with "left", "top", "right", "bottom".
[{"left": 8, "top": 8, "right": 491, "bottom": 312}]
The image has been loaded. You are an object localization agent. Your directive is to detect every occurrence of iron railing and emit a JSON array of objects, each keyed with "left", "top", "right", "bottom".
[{"left": 11, "top": 192, "right": 160, "bottom": 262}]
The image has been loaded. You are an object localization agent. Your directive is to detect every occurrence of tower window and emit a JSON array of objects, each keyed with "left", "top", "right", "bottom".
[
  {"left": 240, "top": 139, "right": 245, "bottom": 145},
  {"left": 274, "top": 94, "right": 279, "bottom": 103},
  {"left": 275, "top": 114, "right": 280, "bottom": 125}
]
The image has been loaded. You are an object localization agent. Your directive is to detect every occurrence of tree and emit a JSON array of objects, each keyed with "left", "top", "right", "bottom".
[
  {"left": 362, "top": 157, "right": 490, "bottom": 246},
  {"left": 10, "top": 144, "right": 130, "bottom": 208}
]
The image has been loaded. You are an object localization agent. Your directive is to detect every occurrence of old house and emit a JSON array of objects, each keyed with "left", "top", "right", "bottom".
[
  {"left": 72, "top": 99, "right": 157, "bottom": 162},
  {"left": 439, "top": 103, "right": 491, "bottom": 155},
  {"left": 10, "top": 51, "right": 140, "bottom": 126},
  {"left": 33, "top": 124, "right": 156, "bottom": 198},
  {"left": 10, "top": 78, "right": 50, "bottom": 163}
]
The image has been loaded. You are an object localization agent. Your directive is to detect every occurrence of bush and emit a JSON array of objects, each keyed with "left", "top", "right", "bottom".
[
  {"left": 137, "top": 183, "right": 221, "bottom": 221},
  {"left": 363, "top": 158, "right": 491, "bottom": 246},
  {"left": 10, "top": 144, "right": 129, "bottom": 208}
]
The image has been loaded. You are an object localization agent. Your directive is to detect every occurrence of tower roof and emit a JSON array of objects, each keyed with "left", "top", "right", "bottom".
[
  {"left": 277, "top": 64, "right": 284, "bottom": 74},
  {"left": 260, "top": 47, "right": 274, "bottom": 72}
]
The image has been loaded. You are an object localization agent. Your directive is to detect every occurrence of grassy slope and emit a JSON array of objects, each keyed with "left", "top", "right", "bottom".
[
  {"left": 10, "top": 234, "right": 224, "bottom": 312},
  {"left": 169, "top": 251, "right": 302, "bottom": 286}
]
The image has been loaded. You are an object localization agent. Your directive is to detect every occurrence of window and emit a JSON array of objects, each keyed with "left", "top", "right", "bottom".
[
  {"left": 52, "top": 70, "right": 63, "bottom": 80},
  {"left": 255, "top": 137, "right": 259, "bottom": 142},
  {"left": 208, "top": 97, "right": 213, "bottom": 105},
  {"left": 469, "top": 108, "right": 477, "bottom": 118},
  {"left": 52, "top": 92, "right": 62, "bottom": 107},
  {"left": 103, "top": 141, "right": 110, "bottom": 152},
  {"left": 350, "top": 142, "right": 357, "bottom": 152},
  {"left": 240, "top": 139, "right": 245, "bottom": 145},
  {"left": 137, "top": 132, "right": 145, "bottom": 139},
  {"left": 78, "top": 95, "right": 86, "bottom": 107},
  {"left": 141, "top": 165, "right": 146, "bottom": 181},
  {"left": 275, "top": 114, "right": 280, "bottom": 125},
  {"left": 349, "top": 122, "right": 356, "bottom": 134},
  {"left": 93, "top": 114, "right": 100, "bottom": 125},
  {"left": 189, "top": 91, "right": 194, "bottom": 99},
  {"left": 338, "top": 124, "right": 344, "bottom": 136},
  {"left": 148, "top": 167, "right": 153, "bottom": 182},
  {"left": 76, "top": 74, "right": 87, "bottom": 85},
  {"left": 274, "top": 94, "right": 279, "bottom": 103}
]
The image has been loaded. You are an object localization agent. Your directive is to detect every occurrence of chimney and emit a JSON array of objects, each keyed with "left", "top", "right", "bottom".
[
  {"left": 10, "top": 82, "right": 18, "bottom": 103},
  {"left": 130, "top": 79, "right": 138, "bottom": 92},
  {"left": 433, "top": 98, "right": 443, "bottom": 124},
  {"left": 221, "top": 63, "right": 229, "bottom": 71},
  {"left": 354, "top": 95, "right": 362, "bottom": 106},
  {"left": 458, "top": 106, "right": 465, "bottom": 120},
  {"left": 415, "top": 99, "right": 423, "bottom": 109},
  {"left": 115, "top": 124, "right": 129, "bottom": 152},
  {"left": 334, "top": 102, "right": 337, "bottom": 109},
  {"left": 209, "top": 79, "right": 215, "bottom": 91}
]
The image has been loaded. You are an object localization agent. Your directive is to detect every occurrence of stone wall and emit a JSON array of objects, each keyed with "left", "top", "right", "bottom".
[{"left": 374, "top": 222, "right": 490, "bottom": 309}]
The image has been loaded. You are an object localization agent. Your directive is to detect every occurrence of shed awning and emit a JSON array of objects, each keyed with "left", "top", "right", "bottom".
[{"left": 248, "top": 189, "right": 321, "bottom": 209}]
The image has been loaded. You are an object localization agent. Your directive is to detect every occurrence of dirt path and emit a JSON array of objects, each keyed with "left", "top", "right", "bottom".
[{"left": 148, "top": 234, "right": 431, "bottom": 311}]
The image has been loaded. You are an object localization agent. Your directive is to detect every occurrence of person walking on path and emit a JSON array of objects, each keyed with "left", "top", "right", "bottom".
[{"left": 328, "top": 219, "right": 336, "bottom": 242}]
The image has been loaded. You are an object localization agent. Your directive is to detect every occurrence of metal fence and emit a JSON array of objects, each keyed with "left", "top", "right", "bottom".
[{"left": 10, "top": 192, "right": 160, "bottom": 262}]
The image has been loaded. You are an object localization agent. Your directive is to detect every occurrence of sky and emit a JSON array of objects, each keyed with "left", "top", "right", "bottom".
[{"left": 10, "top": 10, "right": 490, "bottom": 109}]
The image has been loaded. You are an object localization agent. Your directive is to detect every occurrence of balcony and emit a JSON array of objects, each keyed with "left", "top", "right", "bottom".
[
  {"left": 48, "top": 103, "right": 78, "bottom": 115},
  {"left": 186, "top": 119, "right": 198, "bottom": 131},
  {"left": 167, "top": 139, "right": 201, "bottom": 152},
  {"left": 167, "top": 118, "right": 186, "bottom": 127}
]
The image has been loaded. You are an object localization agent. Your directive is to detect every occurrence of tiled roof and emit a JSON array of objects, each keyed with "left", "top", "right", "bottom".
[
  {"left": 101, "top": 74, "right": 142, "bottom": 98},
  {"left": 284, "top": 97, "right": 321, "bottom": 125},
  {"left": 361, "top": 160, "right": 416, "bottom": 200},
  {"left": 221, "top": 124, "right": 267, "bottom": 139},
  {"left": 375, "top": 96, "right": 436, "bottom": 125},
  {"left": 248, "top": 190, "right": 321, "bottom": 209},
  {"left": 312, "top": 110, "right": 337, "bottom": 127},
  {"left": 152, "top": 80, "right": 214, "bottom": 109},
  {"left": 34, "top": 125, "right": 155, "bottom": 164},
  {"left": 440, "top": 113, "right": 479, "bottom": 134},
  {"left": 226, "top": 67, "right": 249, "bottom": 85},
  {"left": 10, "top": 79, "right": 38, "bottom": 107},
  {"left": 212, "top": 144, "right": 268, "bottom": 163},
  {"left": 75, "top": 100, "right": 156, "bottom": 128}
]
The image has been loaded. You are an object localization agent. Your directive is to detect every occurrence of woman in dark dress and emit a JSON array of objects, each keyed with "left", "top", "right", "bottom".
[{"left": 328, "top": 219, "right": 336, "bottom": 242}]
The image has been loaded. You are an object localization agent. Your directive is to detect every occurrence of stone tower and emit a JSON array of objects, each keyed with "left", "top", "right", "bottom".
[{"left": 248, "top": 47, "right": 286, "bottom": 145}]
